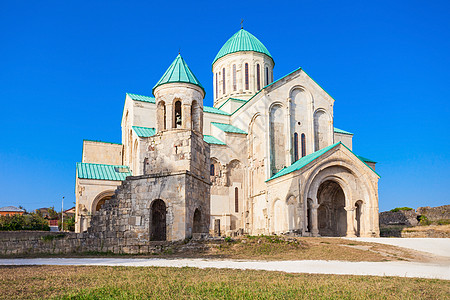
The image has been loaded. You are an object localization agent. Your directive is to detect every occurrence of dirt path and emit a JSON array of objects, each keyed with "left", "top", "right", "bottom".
[
  {"left": 344, "top": 237, "right": 450, "bottom": 257},
  {"left": 1, "top": 258, "right": 448, "bottom": 280}
]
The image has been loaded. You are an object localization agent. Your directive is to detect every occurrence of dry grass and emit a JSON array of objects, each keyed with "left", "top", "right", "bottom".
[
  {"left": 403, "top": 224, "right": 450, "bottom": 233},
  {"left": 170, "top": 236, "right": 416, "bottom": 262},
  {"left": 0, "top": 265, "right": 448, "bottom": 299}
]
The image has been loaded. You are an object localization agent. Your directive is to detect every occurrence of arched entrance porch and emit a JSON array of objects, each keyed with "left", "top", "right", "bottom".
[{"left": 317, "top": 180, "right": 347, "bottom": 236}]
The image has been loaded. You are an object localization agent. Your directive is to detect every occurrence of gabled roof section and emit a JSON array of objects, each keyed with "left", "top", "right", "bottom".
[
  {"left": 334, "top": 127, "right": 353, "bottom": 135},
  {"left": 204, "top": 106, "right": 230, "bottom": 116},
  {"left": 132, "top": 126, "right": 156, "bottom": 138},
  {"left": 218, "top": 97, "right": 247, "bottom": 109},
  {"left": 267, "top": 142, "right": 379, "bottom": 182},
  {"left": 212, "top": 122, "right": 247, "bottom": 134},
  {"left": 0, "top": 206, "right": 24, "bottom": 212},
  {"left": 268, "top": 143, "right": 340, "bottom": 181},
  {"left": 213, "top": 29, "right": 273, "bottom": 65},
  {"left": 203, "top": 135, "right": 226, "bottom": 145},
  {"left": 153, "top": 54, "right": 205, "bottom": 95},
  {"left": 76, "top": 162, "right": 131, "bottom": 181},
  {"left": 127, "top": 93, "right": 156, "bottom": 103},
  {"left": 231, "top": 67, "right": 302, "bottom": 116}
]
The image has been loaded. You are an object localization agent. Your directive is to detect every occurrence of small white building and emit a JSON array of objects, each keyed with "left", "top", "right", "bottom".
[{"left": 75, "top": 28, "right": 380, "bottom": 238}]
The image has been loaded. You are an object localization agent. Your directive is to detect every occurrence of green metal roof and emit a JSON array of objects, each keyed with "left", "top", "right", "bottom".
[
  {"left": 334, "top": 127, "right": 353, "bottom": 135},
  {"left": 76, "top": 163, "right": 132, "bottom": 181},
  {"left": 204, "top": 105, "right": 230, "bottom": 116},
  {"left": 212, "top": 122, "right": 247, "bottom": 134},
  {"left": 218, "top": 97, "right": 248, "bottom": 109},
  {"left": 132, "top": 126, "right": 156, "bottom": 137},
  {"left": 356, "top": 155, "right": 377, "bottom": 164},
  {"left": 267, "top": 142, "right": 379, "bottom": 182},
  {"left": 127, "top": 93, "right": 156, "bottom": 103},
  {"left": 153, "top": 54, "right": 205, "bottom": 95},
  {"left": 203, "top": 135, "right": 226, "bottom": 145},
  {"left": 213, "top": 29, "right": 273, "bottom": 65}
]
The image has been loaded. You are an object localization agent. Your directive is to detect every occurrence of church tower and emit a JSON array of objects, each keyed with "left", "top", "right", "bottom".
[{"left": 212, "top": 28, "right": 274, "bottom": 107}]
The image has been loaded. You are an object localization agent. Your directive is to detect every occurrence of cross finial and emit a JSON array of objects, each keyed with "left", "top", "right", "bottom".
[
  {"left": 241, "top": 19, "right": 244, "bottom": 29},
  {"left": 178, "top": 47, "right": 181, "bottom": 55}
]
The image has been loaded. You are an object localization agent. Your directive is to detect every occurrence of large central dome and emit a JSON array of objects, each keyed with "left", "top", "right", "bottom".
[{"left": 212, "top": 29, "right": 273, "bottom": 65}]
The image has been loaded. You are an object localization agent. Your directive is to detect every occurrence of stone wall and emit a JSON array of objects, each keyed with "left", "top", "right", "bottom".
[
  {"left": 417, "top": 205, "right": 450, "bottom": 221},
  {"left": 379, "top": 210, "right": 419, "bottom": 226}
]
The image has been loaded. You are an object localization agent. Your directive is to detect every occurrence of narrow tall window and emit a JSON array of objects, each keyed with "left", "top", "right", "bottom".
[
  {"left": 271, "top": 70, "right": 273, "bottom": 83},
  {"left": 245, "top": 63, "right": 249, "bottom": 90},
  {"left": 234, "top": 187, "right": 239, "bottom": 213},
  {"left": 174, "top": 100, "right": 182, "bottom": 128},
  {"left": 301, "top": 133, "right": 306, "bottom": 157},
  {"left": 222, "top": 68, "right": 226, "bottom": 94},
  {"left": 215, "top": 73, "right": 218, "bottom": 99},
  {"left": 294, "top": 132, "right": 299, "bottom": 162},
  {"left": 210, "top": 164, "right": 215, "bottom": 176},
  {"left": 265, "top": 67, "right": 269, "bottom": 86},
  {"left": 232, "top": 64, "right": 236, "bottom": 91},
  {"left": 256, "top": 64, "right": 261, "bottom": 90}
]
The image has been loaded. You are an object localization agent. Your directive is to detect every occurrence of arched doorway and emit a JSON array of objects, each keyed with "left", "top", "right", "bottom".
[
  {"left": 150, "top": 199, "right": 166, "bottom": 241},
  {"left": 193, "top": 209, "right": 202, "bottom": 234},
  {"left": 317, "top": 180, "right": 347, "bottom": 236},
  {"left": 92, "top": 191, "right": 115, "bottom": 213},
  {"left": 355, "top": 200, "right": 363, "bottom": 237}
]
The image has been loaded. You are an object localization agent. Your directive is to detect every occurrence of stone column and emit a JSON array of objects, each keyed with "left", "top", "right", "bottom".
[
  {"left": 345, "top": 206, "right": 356, "bottom": 237},
  {"left": 166, "top": 103, "right": 173, "bottom": 129},
  {"left": 183, "top": 104, "right": 191, "bottom": 130},
  {"left": 311, "top": 203, "right": 320, "bottom": 236}
]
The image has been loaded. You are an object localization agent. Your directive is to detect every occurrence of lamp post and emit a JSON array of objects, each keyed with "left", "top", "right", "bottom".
[{"left": 61, "top": 196, "right": 64, "bottom": 232}]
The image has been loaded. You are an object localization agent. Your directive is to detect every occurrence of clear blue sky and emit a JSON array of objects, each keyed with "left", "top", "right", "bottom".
[{"left": 1, "top": 1, "right": 449, "bottom": 212}]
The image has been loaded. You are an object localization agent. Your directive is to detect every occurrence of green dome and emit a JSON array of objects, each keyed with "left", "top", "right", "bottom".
[
  {"left": 213, "top": 29, "right": 273, "bottom": 65},
  {"left": 153, "top": 54, "right": 205, "bottom": 96}
]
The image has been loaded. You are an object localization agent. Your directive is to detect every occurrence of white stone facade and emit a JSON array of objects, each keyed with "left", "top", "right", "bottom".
[{"left": 75, "top": 29, "right": 380, "bottom": 238}]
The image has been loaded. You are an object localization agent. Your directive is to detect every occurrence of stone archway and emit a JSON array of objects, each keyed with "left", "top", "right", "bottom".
[
  {"left": 150, "top": 199, "right": 166, "bottom": 241},
  {"left": 92, "top": 190, "right": 115, "bottom": 213},
  {"left": 317, "top": 180, "right": 347, "bottom": 236}
]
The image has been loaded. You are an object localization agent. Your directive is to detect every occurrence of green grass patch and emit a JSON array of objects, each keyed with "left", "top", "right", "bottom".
[{"left": 0, "top": 265, "right": 448, "bottom": 299}]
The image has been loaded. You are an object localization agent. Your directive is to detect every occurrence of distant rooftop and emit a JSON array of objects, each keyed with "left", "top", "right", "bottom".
[{"left": 0, "top": 206, "right": 24, "bottom": 212}]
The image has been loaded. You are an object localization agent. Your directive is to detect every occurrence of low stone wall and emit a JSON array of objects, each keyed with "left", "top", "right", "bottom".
[
  {"left": 0, "top": 231, "right": 83, "bottom": 256},
  {"left": 417, "top": 205, "right": 450, "bottom": 221},
  {"left": 379, "top": 210, "right": 419, "bottom": 226}
]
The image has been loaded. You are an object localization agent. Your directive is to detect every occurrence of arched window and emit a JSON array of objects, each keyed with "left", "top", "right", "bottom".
[
  {"left": 222, "top": 68, "right": 226, "bottom": 94},
  {"left": 232, "top": 64, "right": 236, "bottom": 91},
  {"left": 215, "top": 73, "right": 218, "bottom": 99},
  {"left": 256, "top": 64, "right": 261, "bottom": 90},
  {"left": 301, "top": 133, "right": 306, "bottom": 157},
  {"left": 271, "top": 69, "right": 273, "bottom": 83},
  {"left": 245, "top": 63, "right": 249, "bottom": 90},
  {"left": 210, "top": 164, "right": 215, "bottom": 176},
  {"left": 293, "top": 132, "right": 299, "bottom": 162},
  {"left": 235, "top": 187, "right": 239, "bottom": 213},
  {"left": 265, "top": 67, "right": 269, "bottom": 86},
  {"left": 174, "top": 100, "right": 182, "bottom": 128}
]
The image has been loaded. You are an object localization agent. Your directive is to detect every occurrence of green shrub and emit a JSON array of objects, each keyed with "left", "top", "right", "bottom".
[
  {"left": 0, "top": 213, "right": 50, "bottom": 231},
  {"left": 390, "top": 207, "right": 413, "bottom": 212},
  {"left": 419, "top": 215, "right": 431, "bottom": 226}
]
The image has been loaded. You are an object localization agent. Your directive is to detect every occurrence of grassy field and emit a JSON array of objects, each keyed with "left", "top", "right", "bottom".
[{"left": 0, "top": 265, "right": 448, "bottom": 299}]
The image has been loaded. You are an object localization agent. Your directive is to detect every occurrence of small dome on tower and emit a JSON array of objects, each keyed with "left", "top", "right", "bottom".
[
  {"left": 153, "top": 54, "right": 205, "bottom": 96},
  {"left": 212, "top": 29, "right": 274, "bottom": 65}
]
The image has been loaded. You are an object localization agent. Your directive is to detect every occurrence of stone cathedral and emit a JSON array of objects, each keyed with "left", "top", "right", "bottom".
[{"left": 75, "top": 28, "right": 380, "bottom": 241}]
